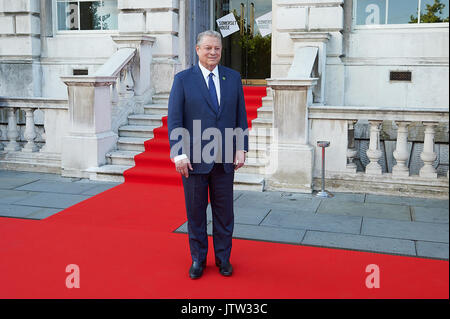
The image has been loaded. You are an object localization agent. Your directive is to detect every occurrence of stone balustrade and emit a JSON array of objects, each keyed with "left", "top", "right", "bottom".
[
  {"left": 0, "top": 98, "right": 68, "bottom": 173},
  {"left": 308, "top": 106, "right": 449, "bottom": 197}
]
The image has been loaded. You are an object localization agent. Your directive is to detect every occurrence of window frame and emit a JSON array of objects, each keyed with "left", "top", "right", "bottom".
[
  {"left": 352, "top": 0, "right": 450, "bottom": 29},
  {"left": 53, "top": 0, "right": 119, "bottom": 35}
]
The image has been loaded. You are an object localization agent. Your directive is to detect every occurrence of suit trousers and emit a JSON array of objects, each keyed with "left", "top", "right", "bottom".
[{"left": 181, "top": 163, "right": 235, "bottom": 264}]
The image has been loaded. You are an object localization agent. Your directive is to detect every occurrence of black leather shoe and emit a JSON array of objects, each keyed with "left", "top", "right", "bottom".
[
  {"left": 215, "top": 259, "right": 233, "bottom": 277},
  {"left": 189, "top": 260, "right": 206, "bottom": 279}
]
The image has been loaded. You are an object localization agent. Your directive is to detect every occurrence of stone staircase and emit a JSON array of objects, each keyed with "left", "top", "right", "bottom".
[
  {"left": 87, "top": 90, "right": 274, "bottom": 191},
  {"left": 86, "top": 93, "right": 169, "bottom": 182}
]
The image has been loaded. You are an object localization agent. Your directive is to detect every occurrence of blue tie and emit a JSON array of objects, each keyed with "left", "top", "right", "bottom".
[{"left": 208, "top": 73, "right": 219, "bottom": 113}]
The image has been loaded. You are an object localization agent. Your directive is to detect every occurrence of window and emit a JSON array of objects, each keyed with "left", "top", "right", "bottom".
[
  {"left": 56, "top": 0, "right": 118, "bottom": 31},
  {"left": 354, "top": 0, "right": 449, "bottom": 25}
]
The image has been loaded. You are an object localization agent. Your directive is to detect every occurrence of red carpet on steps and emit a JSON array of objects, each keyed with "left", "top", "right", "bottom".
[{"left": 0, "top": 86, "right": 448, "bottom": 299}]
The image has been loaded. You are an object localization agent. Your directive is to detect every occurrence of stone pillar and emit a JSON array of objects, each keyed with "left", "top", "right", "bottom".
[
  {"left": 266, "top": 78, "right": 318, "bottom": 193},
  {"left": 346, "top": 120, "right": 358, "bottom": 173},
  {"left": 60, "top": 77, "right": 118, "bottom": 178},
  {"left": 4, "top": 108, "right": 21, "bottom": 151},
  {"left": 392, "top": 121, "right": 411, "bottom": 177},
  {"left": 289, "top": 32, "right": 330, "bottom": 105},
  {"left": 22, "top": 108, "right": 38, "bottom": 152},
  {"left": 0, "top": 0, "right": 42, "bottom": 97},
  {"left": 419, "top": 122, "right": 438, "bottom": 179},
  {"left": 365, "top": 120, "right": 383, "bottom": 175}
]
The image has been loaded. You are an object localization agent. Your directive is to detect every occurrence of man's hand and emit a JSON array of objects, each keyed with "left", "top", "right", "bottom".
[
  {"left": 174, "top": 158, "right": 193, "bottom": 178},
  {"left": 234, "top": 150, "right": 246, "bottom": 170}
]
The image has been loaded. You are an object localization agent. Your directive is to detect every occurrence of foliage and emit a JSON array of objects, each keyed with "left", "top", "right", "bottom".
[{"left": 410, "top": 0, "right": 449, "bottom": 23}]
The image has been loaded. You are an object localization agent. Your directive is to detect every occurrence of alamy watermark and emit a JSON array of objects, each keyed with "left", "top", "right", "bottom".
[
  {"left": 65, "top": 264, "right": 80, "bottom": 289},
  {"left": 169, "top": 120, "right": 279, "bottom": 174},
  {"left": 365, "top": 264, "right": 380, "bottom": 289}
]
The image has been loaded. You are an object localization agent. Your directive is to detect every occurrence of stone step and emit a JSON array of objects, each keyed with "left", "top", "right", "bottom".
[
  {"left": 249, "top": 130, "right": 272, "bottom": 144},
  {"left": 251, "top": 118, "right": 272, "bottom": 129},
  {"left": 239, "top": 158, "right": 265, "bottom": 174},
  {"left": 261, "top": 95, "right": 273, "bottom": 108},
  {"left": 86, "top": 164, "right": 130, "bottom": 182},
  {"left": 106, "top": 150, "right": 141, "bottom": 166},
  {"left": 117, "top": 137, "right": 148, "bottom": 152},
  {"left": 247, "top": 143, "right": 270, "bottom": 159},
  {"left": 86, "top": 164, "right": 264, "bottom": 191},
  {"left": 118, "top": 125, "right": 157, "bottom": 138},
  {"left": 152, "top": 94, "right": 169, "bottom": 105},
  {"left": 128, "top": 114, "right": 164, "bottom": 126},
  {"left": 234, "top": 172, "right": 265, "bottom": 191},
  {"left": 144, "top": 103, "right": 168, "bottom": 115},
  {"left": 257, "top": 106, "right": 273, "bottom": 119}
]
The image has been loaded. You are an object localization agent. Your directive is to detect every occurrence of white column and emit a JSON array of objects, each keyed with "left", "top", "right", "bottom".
[
  {"left": 392, "top": 121, "right": 411, "bottom": 177},
  {"left": 22, "top": 108, "right": 38, "bottom": 152},
  {"left": 419, "top": 122, "right": 438, "bottom": 178},
  {"left": 365, "top": 120, "right": 383, "bottom": 175},
  {"left": 4, "top": 108, "right": 21, "bottom": 151},
  {"left": 346, "top": 120, "right": 357, "bottom": 172}
]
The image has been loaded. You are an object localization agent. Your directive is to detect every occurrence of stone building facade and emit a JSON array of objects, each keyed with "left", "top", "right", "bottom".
[{"left": 0, "top": 0, "right": 449, "bottom": 197}]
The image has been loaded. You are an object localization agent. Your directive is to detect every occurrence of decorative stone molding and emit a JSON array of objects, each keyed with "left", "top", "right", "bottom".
[{"left": 290, "top": 32, "right": 330, "bottom": 104}]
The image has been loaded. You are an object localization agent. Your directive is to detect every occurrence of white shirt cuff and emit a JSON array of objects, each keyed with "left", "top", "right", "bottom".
[{"left": 174, "top": 154, "right": 188, "bottom": 163}]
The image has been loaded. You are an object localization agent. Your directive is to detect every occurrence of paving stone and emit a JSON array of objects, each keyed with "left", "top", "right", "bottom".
[
  {"left": 416, "top": 241, "right": 449, "bottom": 259},
  {"left": 16, "top": 192, "right": 91, "bottom": 209},
  {"left": 173, "top": 221, "right": 212, "bottom": 234},
  {"left": 0, "top": 189, "right": 39, "bottom": 204},
  {"left": 302, "top": 231, "right": 416, "bottom": 256},
  {"left": 0, "top": 170, "right": 24, "bottom": 177},
  {"left": 174, "top": 221, "right": 304, "bottom": 244},
  {"left": 365, "top": 194, "right": 449, "bottom": 209},
  {"left": 80, "top": 183, "right": 121, "bottom": 196},
  {"left": 233, "top": 191, "right": 244, "bottom": 201},
  {"left": 316, "top": 192, "right": 366, "bottom": 203},
  {"left": 15, "top": 180, "right": 99, "bottom": 195},
  {"left": 261, "top": 209, "right": 362, "bottom": 234},
  {"left": 0, "top": 204, "right": 47, "bottom": 218},
  {"left": 174, "top": 221, "right": 188, "bottom": 233},
  {"left": 206, "top": 204, "right": 270, "bottom": 225},
  {"left": 0, "top": 177, "right": 40, "bottom": 190},
  {"left": 235, "top": 192, "right": 321, "bottom": 213},
  {"left": 361, "top": 218, "right": 449, "bottom": 243},
  {"left": 412, "top": 206, "right": 449, "bottom": 224},
  {"left": 317, "top": 200, "right": 411, "bottom": 221},
  {"left": 281, "top": 192, "right": 315, "bottom": 200},
  {"left": 21, "top": 208, "right": 63, "bottom": 220},
  {"left": 1, "top": 171, "right": 78, "bottom": 182},
  {"left": 233, "top": 224, "right": 305, "bottom": 244}
]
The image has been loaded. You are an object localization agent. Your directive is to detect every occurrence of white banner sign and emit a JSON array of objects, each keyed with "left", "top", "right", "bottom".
[
  {"left": 255, "top": 11, "right": 272, "bottom": 37},
  {"left": 216, "top": 13, "right": 240, "bottom": 38}
]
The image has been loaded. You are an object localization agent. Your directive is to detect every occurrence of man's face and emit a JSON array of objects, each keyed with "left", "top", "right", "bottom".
[{"left": 196, "top": 36, "right": 222, "bottom": 71}]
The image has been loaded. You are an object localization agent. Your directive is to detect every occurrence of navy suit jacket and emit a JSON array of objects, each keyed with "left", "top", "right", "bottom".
[{"left": 168, "top": 64, "right": 248, "bottom": 174}]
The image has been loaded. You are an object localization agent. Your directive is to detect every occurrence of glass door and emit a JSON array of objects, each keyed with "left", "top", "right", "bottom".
[{"left": 214, "top": 0, "right": 272, "bottom": 85}]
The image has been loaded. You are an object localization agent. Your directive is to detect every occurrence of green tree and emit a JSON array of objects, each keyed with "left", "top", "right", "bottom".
[{"left": 410, "top": 0, "right": 449, "bottom": 23}]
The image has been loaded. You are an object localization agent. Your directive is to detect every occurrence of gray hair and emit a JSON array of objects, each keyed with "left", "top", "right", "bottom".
[{"left": 196, "top": 30, "right": 222, "bottom": 47}]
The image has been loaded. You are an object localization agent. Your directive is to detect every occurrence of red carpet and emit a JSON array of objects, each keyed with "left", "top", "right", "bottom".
[{"left": 0, "top": 86, "right": 448, "bottom": 299}]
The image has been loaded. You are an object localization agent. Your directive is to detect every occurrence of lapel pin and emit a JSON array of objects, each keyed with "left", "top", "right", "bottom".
[{"left": 222, "top": 76, "right": 226, "bottom": 80}]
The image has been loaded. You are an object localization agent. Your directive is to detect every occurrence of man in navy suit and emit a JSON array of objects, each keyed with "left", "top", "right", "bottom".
[{"left": 168, "top": 30, "right": 248, "bottom": 279}]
